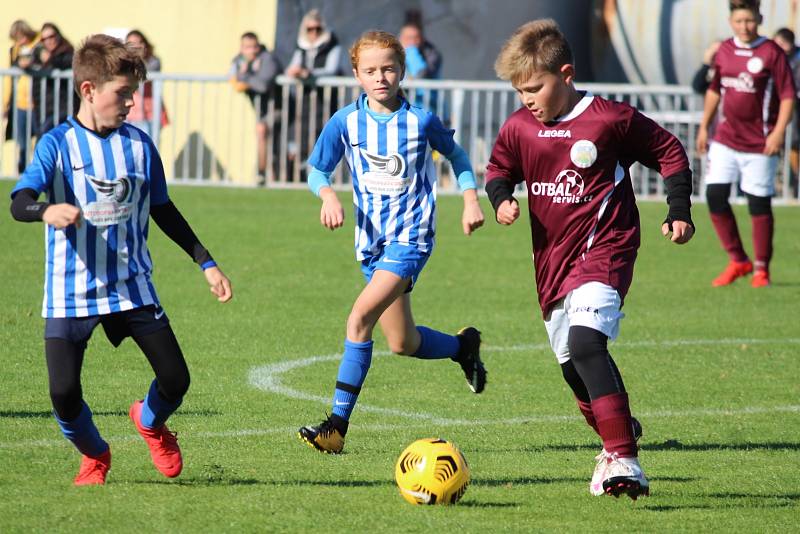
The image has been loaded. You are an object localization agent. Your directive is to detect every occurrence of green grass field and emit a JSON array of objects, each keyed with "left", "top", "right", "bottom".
[{"left": 1, "top": 180, "right": 798, "bottom": 532}]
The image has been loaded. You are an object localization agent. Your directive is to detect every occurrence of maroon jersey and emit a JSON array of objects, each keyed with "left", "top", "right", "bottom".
[
  {"left": 486, "top": 94, "right": 689, "bottom": 317},
  {"left": 709, "top": 37, "right": 795, "bottom": 153}
]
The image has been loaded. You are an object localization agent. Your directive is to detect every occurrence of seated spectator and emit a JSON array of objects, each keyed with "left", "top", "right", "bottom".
[
  {"left": 3, "top": 20, "right": 39, "bottom": 173},
  {"left": 29, "top": 22, "right": 78, "bottom": 134},
  {"left": 228, "top": 31, "right": 281, "bottom": 185},
  {"left": 126, "top": 29, "right": 169, "bottom": 142}
]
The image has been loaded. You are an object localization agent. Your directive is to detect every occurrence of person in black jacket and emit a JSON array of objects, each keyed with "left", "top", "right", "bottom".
[{"left": 29, "top": 23, "right": 79, "bottom": 134}]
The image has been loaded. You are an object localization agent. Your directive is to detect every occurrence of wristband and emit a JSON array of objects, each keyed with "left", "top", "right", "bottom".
[{"left": 201, "top": 260, "right": 217, "bottom": 271}]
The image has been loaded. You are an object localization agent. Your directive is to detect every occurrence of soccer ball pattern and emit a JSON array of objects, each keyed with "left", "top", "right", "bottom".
[{"left": 394, "top": 438, "right": 470, "bottom": 505}]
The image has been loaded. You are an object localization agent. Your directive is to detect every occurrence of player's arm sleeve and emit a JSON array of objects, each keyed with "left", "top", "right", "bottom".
[
  {"left": 663, "top": 169, "right": 694, "bottom": 230},
  {"left": 308, "top": 167, "right": 334, "bottom": 196},
  {"left": 773, "top": 48, "right": 797, "bottom": 100},
  {"left": 150, "top": 201, "right": 214, "bottom": 267},
  {"left": 10, "top": 188, "right": 49, "bottom": 222},
  {"left": 443, "top": 143, "right": 477, "bottom": 191},
  {"left": 691, "top": 65, "right": 711, "bottom": 94},
  {"left": 484, "top": 124, "right": 522, "bottom": 212},
  {"left": 307, "top": 114, "right": 345, "bottom": 173}
]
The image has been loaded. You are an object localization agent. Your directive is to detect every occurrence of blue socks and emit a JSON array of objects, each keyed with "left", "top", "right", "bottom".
[
  {"left": 331, "top": 339, "right": 373, "bottom": 421},
  {"left": 413, "top": 326, "right": 460, "bottom": 359},
  {"left": 54, "top": 401, "right": 108, "bottom": 457},
  {"left": 141, "top": 379, "right": 183, "bottom": 429}
]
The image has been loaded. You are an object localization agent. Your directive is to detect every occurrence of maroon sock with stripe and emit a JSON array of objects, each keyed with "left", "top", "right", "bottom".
[
  {"left": 576, "top": 397, "right": 600, "bottom": 436},
  {"left": 592, "top": 392, "right": 637, "bottom": 458},
  {"left": 710, "top": 211, "right": 748, "bottom": 262},
  {"left": 751, "top": 213, "right": 774, "bottom": 273}
]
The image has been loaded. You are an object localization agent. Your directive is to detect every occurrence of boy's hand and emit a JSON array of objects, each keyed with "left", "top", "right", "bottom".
[
  {"left": 461, "top": 189, "right": 485, "bottom": 235},
  {"left": 696, "top": 127, "right": 708, "bottom": 155},
  {"left": 763, "top": 130, "right": 784, "bottom": 155},
  {"left": 319, "top": 188, "right": 344, "bottom": 230},
  {"left": 496, "top": 199, "right": 520, "bottom": 225},
  {"left": 42, "top": 203, "right": 82, "bottom": 229},
  {"left": 204, "top": 266, "right": 233, "bottom": 303},
  {"left": 661, "top": 220, "right": 694, "bottom": 244}
]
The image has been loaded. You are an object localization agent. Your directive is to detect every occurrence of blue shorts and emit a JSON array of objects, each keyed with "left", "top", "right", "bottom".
[
  {"left": 360, "top": 243, "right": 430, "bottom": 293},
  {"left": 44, "top": 305, "right": 170, "bottom": 348}
]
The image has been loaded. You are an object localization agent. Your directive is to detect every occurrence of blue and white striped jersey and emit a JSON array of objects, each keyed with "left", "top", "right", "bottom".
[
  {"left": 12, "top": 118, "right": 168, "bottom": 318},
  {"left": 309, "top": 94, "right": 456, "bottom": 260}
]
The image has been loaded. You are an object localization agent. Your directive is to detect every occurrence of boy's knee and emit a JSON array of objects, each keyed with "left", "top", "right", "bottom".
[
  {"left": 387, "top": 336, "right": 417, "bottom": 356},
  {"left": 746, "top": 193, "right": 771, "bottom": 216},
  {"left": 346, "top": 310, "right": 373, "bottom": 341},
  {"left": 567, "top": 326, "right": 608, "bottom": 362},
  {"left": 159, "top": 372, "right": 190, "bottom": 403},
  {"left": 49, "top": 387, "right": 82, "bottom": 420},
  {"left": 706, "top": 184, "right": 732, "bottom": 214}
]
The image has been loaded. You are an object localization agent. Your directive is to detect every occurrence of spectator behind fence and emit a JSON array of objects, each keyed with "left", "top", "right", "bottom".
[
  {"left": 126, "top": 29, "right": 169, "bottom": 142},
  {"left": 228, "top": 31, "right": 281, "bottom": 184},
  {"left": 399, "top": 11, "right": 442, "bottom": 109},
  {"left": 696, "top": 0, "right": 795, "bottom": 289},
  {"left": 691, "top": 40, "right": 721, "bottom": 94},
  {"left": 773, "top": 27, "right": 800, "bottom": 194},
  {"left": 3, "top": 20, "right": 39, "bottom": 173},
  {"left": 285, "top": 9, "right": 342, "bottom": 82},
  {"left": 285, "top": 9, "right": 342, "bottom": 176},
  {"left": 29, "top": 22, "right": 78, "bottom": 134}
]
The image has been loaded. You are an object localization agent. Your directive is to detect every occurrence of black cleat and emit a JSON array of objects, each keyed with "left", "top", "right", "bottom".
[
  {"left": 455, "top": 327, "right": 486, "bottom": 394},
  {"left": 297, "top": 414, "right": 347, "bottom": 454}
]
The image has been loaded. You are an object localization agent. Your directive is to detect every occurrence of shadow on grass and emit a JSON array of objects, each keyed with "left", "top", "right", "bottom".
[
  {"left": 472, "top": 476, "right": 584, "bottom": 487},
  {"left": 0, "top": 409, "right": 222, "bottom": 419},
  {"left": 642, "top": 440, "right": 800, "bottom": 452},
  {"left": 457, "top": 501, "right": 520, "bottom": 508},
  {"left": 640, "top": 493, "right": 800, "bottom": 512}
]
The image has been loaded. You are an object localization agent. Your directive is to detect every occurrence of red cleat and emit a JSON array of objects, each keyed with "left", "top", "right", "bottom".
[
  {"left": 711, "top": 260, "right": 753, "bottom": 287},
  {"left": 751, "top": 270, "right": 770, "bottom": 288},
  {"left": 129, "top": 400, "right": 183, "bottom": 478},
  {"left": 74, "top": 449, "right": 111, "bottom": 486}
]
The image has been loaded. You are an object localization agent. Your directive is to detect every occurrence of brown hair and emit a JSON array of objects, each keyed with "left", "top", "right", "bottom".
[
  {"left": 494, "top": 19, "right": 573, "bottom": 84},
  {"left": 349, "top": 30, "right": 405, "bottom": 71},
  {"left": 9, "top": 19, "right": 36, "bottom": 42},
  {"left": 730, "top": 0, "right": 760, "bottom": 13},
  {"left": 73, "top": 34, "right": 147, "bottom": 89}
]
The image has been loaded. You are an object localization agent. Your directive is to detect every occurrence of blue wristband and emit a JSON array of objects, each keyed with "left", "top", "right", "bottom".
[{"left": 201, "top": 260, "right": 217, "bottom": 271}]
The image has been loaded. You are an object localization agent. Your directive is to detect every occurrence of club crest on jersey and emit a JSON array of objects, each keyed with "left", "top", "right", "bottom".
[
  {"left": 88, "top": 175, "right": 132, "bottom": 203},
  {"left": 746, "top": 57, "right": 764, "bottom": 74},
  {"left": 570, "top": 140, "right": 597, "bottom": 168},
  {"left": 530, "top": 169, "right": 592, "bottom": 204},
  {"left": 361, "top": 150, "right": 411, "bottom": 195},
  {"left": 83, "top": 175, "right": 134, "bottom": 226}
]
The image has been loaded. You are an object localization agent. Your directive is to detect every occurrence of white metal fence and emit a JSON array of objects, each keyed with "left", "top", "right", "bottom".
[{"left": 2, "top": 68, "right": 798, "bottom": 202}]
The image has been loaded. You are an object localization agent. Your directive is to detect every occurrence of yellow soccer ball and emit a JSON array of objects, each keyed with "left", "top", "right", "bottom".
[{"left": 394, "top": 438, "right": 470, "bottom": 505}]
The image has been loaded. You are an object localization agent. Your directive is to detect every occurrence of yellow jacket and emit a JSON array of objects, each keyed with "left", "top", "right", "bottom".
[{"left": 3, "top": 36, "right": 39, "bottom": 112}]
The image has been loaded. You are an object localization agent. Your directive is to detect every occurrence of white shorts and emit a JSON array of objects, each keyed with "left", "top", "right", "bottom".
[
  {"left": 705, "top": 141, "right": 777, "bottom": 197},
  {"left": 543, "top": 282, "right": 624, "bottom": 364}
]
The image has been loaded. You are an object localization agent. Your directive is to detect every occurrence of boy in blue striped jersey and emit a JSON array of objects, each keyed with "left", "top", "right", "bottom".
[
  {"left": 9, "top": 35, "right": 233, "bottom": 485},
  {"left": 298, "top": 31, "right": 486, "bottom": 454}
]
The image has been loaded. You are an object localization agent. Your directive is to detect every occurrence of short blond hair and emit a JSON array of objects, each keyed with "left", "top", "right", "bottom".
[{"left": 494, "top": 19, "right": 573, "bottom": 85}]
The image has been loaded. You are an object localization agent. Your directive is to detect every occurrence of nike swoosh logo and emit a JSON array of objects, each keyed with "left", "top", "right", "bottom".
[
  {"left": 383, "top": 258, "right": 402, "bottom": 264},
  {"left": 350, "top": 141, "right": 363, "bottom": 147},
  {"left": 334, "top": 400, "right": 349, "bottom": 406},
  {"left": 154, "top": 309, "right": 165, "bottom": 320},
  {"left": 401, "top": 488, "right": 431, "bottom": 504},
  {"left": 72, "top": 164, "right": 86, "bottom": 171}
]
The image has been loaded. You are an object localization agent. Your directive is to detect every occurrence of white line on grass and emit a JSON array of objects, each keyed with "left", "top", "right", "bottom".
[{"left": 2, "top": 338, "right": 798, "bottom": 450}]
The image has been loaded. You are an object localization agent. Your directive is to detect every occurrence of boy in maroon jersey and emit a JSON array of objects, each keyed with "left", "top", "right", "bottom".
[
  {"left": 485, "top": 19, "right": 694, "bottom": 500},
  {"left": 697, "top": 0, "right": 795, "bottom": 288}
]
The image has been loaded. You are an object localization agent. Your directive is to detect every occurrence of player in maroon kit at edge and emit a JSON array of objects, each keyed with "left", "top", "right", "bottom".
[
  {"left": 485, "top": 19, "right": 694, "bottom": 500},
  {"left": 697, "top": 0, "right": 795, "bottom": 288}
]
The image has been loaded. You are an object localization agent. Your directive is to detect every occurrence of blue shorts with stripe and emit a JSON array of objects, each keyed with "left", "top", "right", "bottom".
[{"left": 360, "top": 243, "right": 429, "bottom": 292}]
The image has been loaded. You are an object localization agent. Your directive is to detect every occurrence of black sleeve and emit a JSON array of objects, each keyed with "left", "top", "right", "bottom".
[
  {"left": 485, "top": 179, "right": 517, "bottom": 212},
  {"left": 663, "top": 169, "right": 695, "bottom": 230},
  {"left": 10, "top": 188, "right": 50, "bottom": 222},
  {"left": 691, "top": 65, "right": 711, "bottom": 95},
  {"left": 150, "top": 201, "right": 213, "bottom": 266}
]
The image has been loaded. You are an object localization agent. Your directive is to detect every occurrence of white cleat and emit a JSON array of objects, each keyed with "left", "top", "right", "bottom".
[
  {"left": 602, "top": 455, "right": 650, "bottom": 500},
  {"left": 590, "top": 449, "right": 611, "bottom": 496}
]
